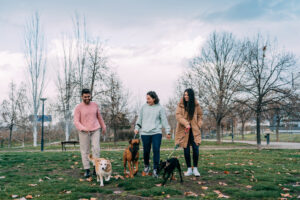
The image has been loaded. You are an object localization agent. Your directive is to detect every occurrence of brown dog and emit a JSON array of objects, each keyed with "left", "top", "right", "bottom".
[{"left": 123, "top": 139, "right": 140, "bottom": 178}]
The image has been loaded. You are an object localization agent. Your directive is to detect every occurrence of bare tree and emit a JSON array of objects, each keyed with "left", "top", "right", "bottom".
[
  {"left": 56, "top": 35, "right": 77, "bottom": 141},
  {"left": 1, "top": 81, "right": 29, "bottom": 147},
  {"left": 179, "top": 32, "right": 246, "bottom": 143},
  {"left": 238, "top": 35, "right": 298, "bottom": 146},
  {"left": 165, "top": 97, "right": 178, "bottom": 139},
  {"left": 87, "top": 38, "right": 109, "bottom": 100},
  {"left": 73, "top": 13, "right": 89, "bottom": 103},
  {"left": 24, "top": 12, "right": 47, "bottom": 146},
  {"left": 234, "top": 103, "right": 252, "bottom": 140},
  {"left": 105, "top": 73, "right": 129, "bottom": 144}
]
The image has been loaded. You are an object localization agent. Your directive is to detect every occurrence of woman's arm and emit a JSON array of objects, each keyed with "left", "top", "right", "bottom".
[
  {"left": 175, "top": 104, "right": 190, "bottom": 128},
  {"left": 160, "top": 107, "right": 171, "bottom": 134},
  {"left": 134, "top": 106, "right": 143, "bottom": 131}
]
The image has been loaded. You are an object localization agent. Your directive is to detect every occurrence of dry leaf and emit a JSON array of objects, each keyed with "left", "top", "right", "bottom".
[
  {"left": 86, "top": 177, "right": 93, "bottom": 182},
  {"left": 184, "top": 191, "right": 198, "bottom": 197},
  {"left": 114, "top": 175, "right": 124, "bottom": 180},
  {"left": 201, "top": 186, "right": 208, "bottom": 190},
  {"left": 79, "top": 178, "right": 84, "bottom": 182},
  {"left": 219, "top": 182, "right": 228, "bottom": 186},
  {"left": 28, "top": 184, "right": 37, "bottom": 187},
  {"left": 11, "top": 194, "right": 18, "bottom": 198},
  {"left": 155, "top": 183, "right": 162, "bottom": 187},
  {"left": 166, "top": 194, "right": 171, "bottom": 198},
  {"left": 224, "top": 171, "right": 230, "bottom": 174},
  {"left": 234, "top": 171, "right": 240, "bottom": 174},
  {"left": 45, "top": 176, "right": 51, "bottom": 180},
  {"left": 246, "top": 185, "right": 252, "bottom": 189},
  {"left": 58, "top": 177, "right": 64, "bottom": 180},
  {"left": 281, "top": 193, "right": 292, "bottom": 198},
  {"left": 39, "top": 179, "right": 43, "bottom": 182},
  {"left": 191, "top": 177, "right": 197, "bottom": 181},
  {"left": 90, "top": 198, "right": 97, "bottom": 200},
  {"left": 26, "top": 194, "right": 33, "bottom": 199},
  {"left": 74, "top": 162, "right": 78, "bottom": 165},
  {"left": 218, "top": 193, "right": 230, "bottom": 198},
  {"left": 0, "top": 176, "right": 5, "bottom": 179},
  {"left": 197, "top": 181, "right": 206, "bottom": 185},
  {"left": 282, "top": 187, "right": 290, "bottom": 191},
  {"left": 113, "top": 191, "right": 122, "bottom": 194}
]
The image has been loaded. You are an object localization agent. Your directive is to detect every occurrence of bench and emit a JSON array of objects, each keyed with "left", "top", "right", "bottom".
[{"left": 61, "top": 141, "right": 79, "bottom": 151}]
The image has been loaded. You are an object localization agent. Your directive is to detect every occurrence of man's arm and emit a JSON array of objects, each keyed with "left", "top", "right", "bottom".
[{"left": 74, "top": 106, "right": 87, "bottom": 132}]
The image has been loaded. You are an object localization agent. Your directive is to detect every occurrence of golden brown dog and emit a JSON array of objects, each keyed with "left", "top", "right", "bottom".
[
  {"left": 88, "top": 154, "right": 112, "bottom": 186},
  {"left": 123, "top": 139, "right": 140, "bottom": 178}
]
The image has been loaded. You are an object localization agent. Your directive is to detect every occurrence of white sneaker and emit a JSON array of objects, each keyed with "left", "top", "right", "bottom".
[
  {"left": 184, "top": 167, "right": 193, "bottom": 176},
  {"left": 193, "top": 167, "right": 200, "bottom": 177}
]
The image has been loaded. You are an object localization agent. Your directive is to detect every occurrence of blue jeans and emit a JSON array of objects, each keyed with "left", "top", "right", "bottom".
[{"left": 141, "top": 134, "right": 162, "bottom": 170}]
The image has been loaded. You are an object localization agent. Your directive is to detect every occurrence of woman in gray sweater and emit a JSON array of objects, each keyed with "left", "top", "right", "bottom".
[{"left": 134, "top": 91, "right": 171, "bottom": 178}]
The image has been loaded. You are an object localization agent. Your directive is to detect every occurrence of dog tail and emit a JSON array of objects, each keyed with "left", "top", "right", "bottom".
[{"left": 88, "top": 154, "right": 93, "bottom": 161}]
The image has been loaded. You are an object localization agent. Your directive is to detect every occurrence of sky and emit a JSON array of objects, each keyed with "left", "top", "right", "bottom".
[{"left": 0, "top": 0, "right": 300, "bottom": 109}]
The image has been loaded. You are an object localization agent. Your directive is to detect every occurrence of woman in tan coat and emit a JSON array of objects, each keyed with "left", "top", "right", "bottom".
[{"left": 175, "top": 88, "right": 203, "bottom": 176}]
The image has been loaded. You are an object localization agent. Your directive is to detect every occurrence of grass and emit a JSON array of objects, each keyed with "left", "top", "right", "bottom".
[
  {"left": 223, "top": 133, "right": 300, "bottom": 143},
  {"left": 0, "top": 147, "right": 299, "bottom": 199}
]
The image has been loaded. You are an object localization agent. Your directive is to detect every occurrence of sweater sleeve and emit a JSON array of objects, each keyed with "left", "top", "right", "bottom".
[
  {"left": 160, "top": 106, "right": 171, "bottom": 134},
  {"left": 175, "top": 104, "right": 190, "bottom": 128},
  {"left": 74, "top": 105, "right": 87, "bottom": 131},
  {"left": 97, "top": 105, "right": 106, "bottom": 131},
  {"left": 134, "top": 106, "right": 143, "bottom": 131}
]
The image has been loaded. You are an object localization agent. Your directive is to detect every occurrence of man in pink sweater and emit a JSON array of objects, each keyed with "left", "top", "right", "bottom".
[{"left": 74, "top": 88, "right": 106, "bottom": 178}]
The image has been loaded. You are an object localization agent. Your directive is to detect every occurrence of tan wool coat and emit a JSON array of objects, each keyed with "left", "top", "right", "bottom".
[{"left": 175, "top": 98, "right": 203, "bottom": 148}]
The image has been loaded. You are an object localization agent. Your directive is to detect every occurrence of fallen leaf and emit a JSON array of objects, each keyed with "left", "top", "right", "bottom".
[
  {"left": 184, "top": 191, "right": 198, "bottom": 197},
  {"left": 246, "top": 185, "right": 252, "bottom": 189},
  {"left": 214, "top": 190, "right": 230, "bottom": 198},
  {"left": 113, "top": 191, "right": 122, "bottom": 194},
  {"left": 155, "top": 184, "right": 162, "bottom": 187},
  {"left": 28, "top": 184, "right": 37, "bottom": 187},
  {"left": 166, "top": 194, "right": 171, "bottom": 198},
  {"left": 26, "top": 194, "right": 33, "bottom": 199},
  {"left": 225, "top": 163, "right": 232, "bottom": 166},
  {"left": 200, "top": 193, "right": 206, "bottom": 197},
  {"left": 17, "top": 198, "right": 26, "bottom": 200},
  {"left": 114, "top": 175, "right": 124, "bottom": 180},
  {"left": 197, "top": 181, "right": 206, "bottom": 185},
  {"left": 74, "top": 162, "right": 79, "bottom": 165},
  {"left": 190, "top": 177, "right": 197, "bottom": 181},
  {"left": 219, "top": 182, "right": 228, "bottom": 186},
  {"left": 90, "top": 198, "right": 97, "bottom": 200},
  {"left": 58, "top": 177, "right": 64, "bottom": 180},
  {"left": 201, "top": 186, "right": 208, "bottom": 190},
  {"left": 11, "top": 194, "right": 18, "bottom": 198},
  {"left": 79, "top": 199, "right": 89, "bottom": 200},
  {"left": 234, "top": 171, "right": 240, "bottom": 174},
  {"left": 281, "top": 193, "right": 292, "bottom": 198},
  {"left": 209, "top": 162, "right": 215, "bottom": 165},
  {"left": 224, "top": 171, "right": 230, "bottom": 174},
  {"left": 39, "top": 179, "right": 43, "bottom": 182},
  {"left": 0, "top": 176, "right": 5, "bottom": 179},
  {"left": 86, "top": 177, "right": 93, "bottom": 182},
  {"left": 79, "top": 178, "right": 84, "bottom": 182},
  {"left": 282, "top": 187, "right": 290, "bottom": 191},
  {"left": 45, "top": 176, "right": 51, "bottom": 180}
]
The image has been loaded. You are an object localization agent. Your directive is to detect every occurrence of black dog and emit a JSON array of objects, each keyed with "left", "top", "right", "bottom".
[{"left": 159, "top": 158, "right": 183, "bottom": 185}]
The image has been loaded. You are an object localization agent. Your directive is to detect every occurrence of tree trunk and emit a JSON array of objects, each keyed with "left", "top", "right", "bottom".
[
  {"left": 33, "top": 120, "right": 38, "bottom": 146},
  {"left": 113, "top": 126, "right": 117, "bottom": 145},
  {"left": 216, "top": 118, "right": 222, "bottom": 144},
  {"left": 256, "top": 110, "right": 261, "bottom": 147},
  {"left": 9, "top": 124, "right": 13, "bottom": 148},
  {"left": 276, "top": 116, "right": 280, "bottom": 142},
  {"left": 241, "top": 121, "right": 245, "bottom": 140}
]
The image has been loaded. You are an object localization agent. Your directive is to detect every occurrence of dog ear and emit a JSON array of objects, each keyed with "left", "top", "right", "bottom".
[
  {"left": 166, "top": 161, "right": 170, "bottom": 167},
  {"left": 129, "top": 139, "right": 132, "bottom": 144}
]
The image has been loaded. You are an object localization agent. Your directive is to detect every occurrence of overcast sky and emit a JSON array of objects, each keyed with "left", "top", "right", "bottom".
[{"left": 0, "top": 0, "right": 300, "bottom": 108}]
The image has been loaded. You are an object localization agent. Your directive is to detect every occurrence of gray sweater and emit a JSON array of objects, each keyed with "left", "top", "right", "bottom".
[{"left": 135, "top": 103, "right": 171, "bottom": 135}]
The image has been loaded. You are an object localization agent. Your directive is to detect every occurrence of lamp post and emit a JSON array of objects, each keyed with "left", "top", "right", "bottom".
[{"left": 40, "top": 98, "right": 47, "bottom": 151}]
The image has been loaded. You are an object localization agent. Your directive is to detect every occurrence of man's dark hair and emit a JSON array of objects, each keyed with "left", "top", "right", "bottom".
[
  {"left": 147, "top": 91, "right": 160, "bottom": 104},
  {"left": 81, "top": 88, "right": 91, "bottom": 96}
]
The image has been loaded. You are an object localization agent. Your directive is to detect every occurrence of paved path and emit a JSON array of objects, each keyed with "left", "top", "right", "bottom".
[{"left": 204, "top": 139, "right": 300, "bottom": 149}]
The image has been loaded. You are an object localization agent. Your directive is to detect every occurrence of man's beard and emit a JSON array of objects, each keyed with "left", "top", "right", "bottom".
[{"left": 83, "top": 99, "right": 90, "bottom": 104}]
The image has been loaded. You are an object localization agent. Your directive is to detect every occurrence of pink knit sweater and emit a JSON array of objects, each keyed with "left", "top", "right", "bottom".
[{"left": 74, "top": 102, "right": 106, "bottom": 132}]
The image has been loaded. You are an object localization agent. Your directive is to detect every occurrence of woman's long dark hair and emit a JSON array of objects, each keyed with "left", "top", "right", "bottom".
[{"left": 183, "top": 88, "right": 195, "bottom": 120}]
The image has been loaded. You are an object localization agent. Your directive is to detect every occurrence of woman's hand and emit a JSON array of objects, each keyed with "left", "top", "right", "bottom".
[
  {"left": 134, "top": 129, "right": 139, "bottom": 135},
  {"left": 166, "top": 134, "right": 171, "bottom": 140}
]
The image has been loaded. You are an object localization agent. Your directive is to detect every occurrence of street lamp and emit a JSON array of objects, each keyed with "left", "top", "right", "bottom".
[{"left": 40, "top": 98, "right": 47, "bottom": 151}]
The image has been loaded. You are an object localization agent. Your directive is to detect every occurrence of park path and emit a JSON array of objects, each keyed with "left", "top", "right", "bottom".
[{"left": 204, "top": 139, "right": 300, "bottom": 149}]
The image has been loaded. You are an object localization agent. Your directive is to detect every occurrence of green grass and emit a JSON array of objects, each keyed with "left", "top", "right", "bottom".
[
  {"left": 223, "top": 133, "right": 300, "bottom": 143},
  {"left": 0, "top": 148, "right": 299, "bottom": 199}
]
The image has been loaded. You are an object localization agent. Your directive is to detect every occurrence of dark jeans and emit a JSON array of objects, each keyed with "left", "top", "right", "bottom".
[
  {"left": 141, "top": 134, "right": 162, "bottom": 170},
  {"left": 183, "top": 129, "right": 199, "bottom": 167}
]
